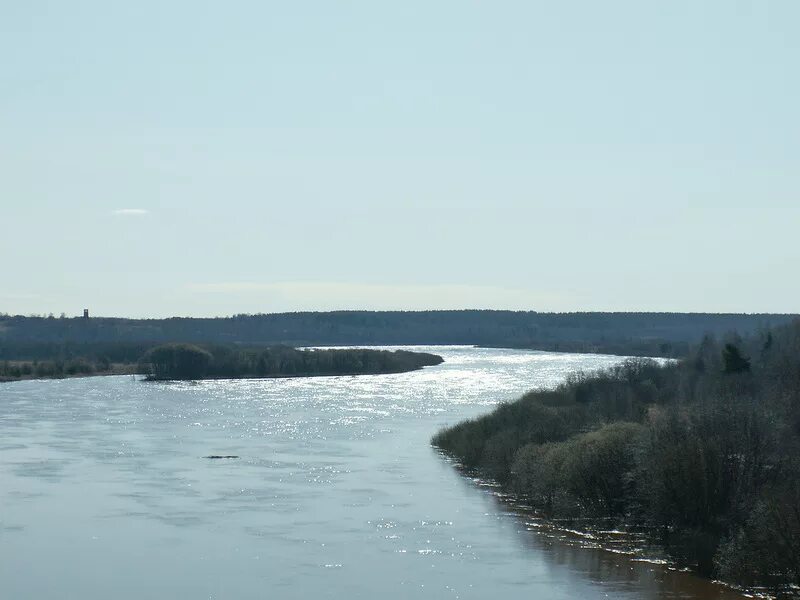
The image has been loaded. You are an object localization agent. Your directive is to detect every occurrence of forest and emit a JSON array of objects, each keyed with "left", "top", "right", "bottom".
[
  {"left": 2, "top": 311, "right": 796, "bottom": 359},
  {"left": 432, "top": 320, "right": 800, "bottom": 592},
  {"left": 139, "top": 343, "right": 443, "bottom": 380}
]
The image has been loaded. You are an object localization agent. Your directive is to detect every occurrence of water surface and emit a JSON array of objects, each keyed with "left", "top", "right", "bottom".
[{"left": 0, "top": 346, "right": 745, "bottom": 599}]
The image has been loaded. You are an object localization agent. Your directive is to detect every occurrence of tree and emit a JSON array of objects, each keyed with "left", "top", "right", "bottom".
[
  {"left": 722, "top": 343, "right": 750, "bottom": 374},
  {"left": 141, "top": 343, "right": 212, "bottom": 380}
]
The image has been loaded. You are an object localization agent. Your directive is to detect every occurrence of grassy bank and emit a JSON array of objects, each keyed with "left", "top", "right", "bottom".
[{"left": 433, "top": 322, "right": 800, "bottom": 593}]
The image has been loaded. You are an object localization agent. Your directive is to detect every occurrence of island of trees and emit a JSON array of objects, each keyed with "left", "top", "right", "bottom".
[
  {"left": 138, "top": 344, "right": 443, "bottom": 380},
  {"left": 432, "top": 320, "right": 800, "bottom": 592}
]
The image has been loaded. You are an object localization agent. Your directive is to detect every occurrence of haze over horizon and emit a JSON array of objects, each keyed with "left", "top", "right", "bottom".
[{"left": 3, "top": 2, "right": 799, "bottom": 318}]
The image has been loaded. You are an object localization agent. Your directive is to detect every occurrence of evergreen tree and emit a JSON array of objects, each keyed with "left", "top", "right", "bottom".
[{"left": 722, "top": 343, "right": 751, "bottom": 374}]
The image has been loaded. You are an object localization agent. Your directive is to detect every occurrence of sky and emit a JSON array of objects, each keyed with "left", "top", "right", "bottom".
[{"left": 2, "top": 1, "right": 799, "bottom": 317}]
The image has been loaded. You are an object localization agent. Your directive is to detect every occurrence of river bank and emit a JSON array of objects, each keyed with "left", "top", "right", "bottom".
[
  {"left": 0, "top": 362, "right": 137, "bottom": 383},
  {"left": 433, "top": 325, "right": 800, "bottom": 594}
]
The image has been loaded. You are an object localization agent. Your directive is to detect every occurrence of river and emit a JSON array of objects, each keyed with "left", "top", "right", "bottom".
[{"left": 0, "top": 346, "right": 746, "bottom": 599}]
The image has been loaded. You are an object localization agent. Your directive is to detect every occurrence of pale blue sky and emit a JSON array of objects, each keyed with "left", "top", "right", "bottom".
[{"left": 2, "top": 1, "right": 798, "bottom": 317}]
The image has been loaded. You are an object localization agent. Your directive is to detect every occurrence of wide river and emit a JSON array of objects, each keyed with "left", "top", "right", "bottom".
[{"left": 0, "top": 346, "right": 746, "bottom": 599}]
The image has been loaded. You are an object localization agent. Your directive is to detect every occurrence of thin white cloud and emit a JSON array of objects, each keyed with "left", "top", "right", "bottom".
[{"left": 113, "top": 208, "right": 149, "bottom": 216}]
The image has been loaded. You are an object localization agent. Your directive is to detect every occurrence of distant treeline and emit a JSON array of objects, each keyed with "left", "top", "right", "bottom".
[
  {"left": 433, "top": 321, "right": 800, "bottom": 591},
  {"left": 1, "top": 311, "right": 796, "bottom": 360},
  {"left": 139, "top": 344, "right": 443, "bottom": 380}
]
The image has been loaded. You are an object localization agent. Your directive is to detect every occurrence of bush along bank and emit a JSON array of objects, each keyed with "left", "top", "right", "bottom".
[{"left": 433, "top": 322, "right": 800, "bottom": 593}]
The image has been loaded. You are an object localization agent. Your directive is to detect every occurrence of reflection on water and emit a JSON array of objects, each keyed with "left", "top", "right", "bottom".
[
  {"left": 0, "top": 346, "right": 746, "bottom": 599},
  {"left": 470, "top": 482, "right": 748, "bottom": 600}
]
